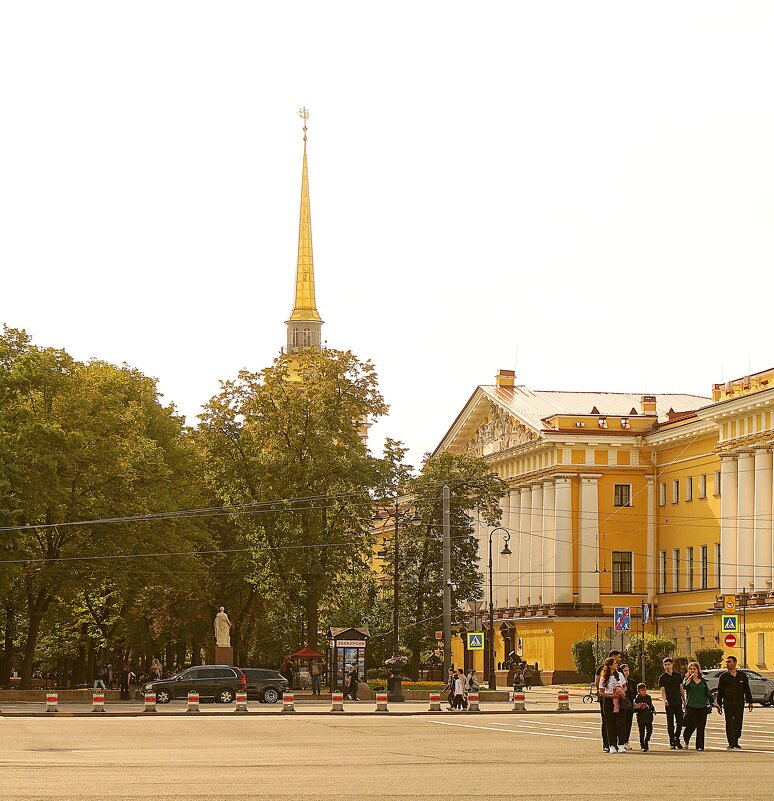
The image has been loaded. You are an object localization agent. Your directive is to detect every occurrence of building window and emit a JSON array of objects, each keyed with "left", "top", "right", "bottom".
[
  {"left": 660, "top": 551, "right": 667, "bottom": 593},
  {"left": 714, "top": 543, "right": 721, "bottom": 587},
  {"left": 672, "top": 480, "right": 680, "bottom": 504},
  {"left": 759, "top": 633, "right": 766, "bottom": 667},
  {"left": 714, "top": 470, "right": 721, "bottom": 497},
  {"left": 687, "top": 547, "right": 694, "bottom": 591},
  {"left": 659, "top": 483, "right": 666, "bottom": 506},
  {"left": 614, "top": 484, "right": 632, "bottom": 507},
  {"left": 686, "top": 477, "right": 693, "bottom": 502},
  {"left": 700, "top": 545, "right": 708, "bottom": 589},
  {"left": 612, "top": 551, "right": 633, "bottom": 593},
  {"left": 673, "top": 548, "right": 680, "bottom": 592},
  {"left": 699, "top": 474, "right": 707, "bottom": 499}
]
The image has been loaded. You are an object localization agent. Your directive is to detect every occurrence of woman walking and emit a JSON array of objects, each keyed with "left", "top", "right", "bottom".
[
  {"left": 619, "top": 664, "right": 637, "bottom": 750},
  {"left": 599, "top": 657, "right": 626, "bottom": 754},
  {"left": 682, "top": 661, "right": 713, "bottom": 751}
]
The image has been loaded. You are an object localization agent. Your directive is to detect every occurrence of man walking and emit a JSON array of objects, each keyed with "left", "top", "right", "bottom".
[
  {"left": 595, "top": 650, "right": 622, "bottom": 753},
  {"left": 658, "top": 657, "right": 685, "bottom": 749},
  {"left": 715, "top": 655, "right": 753, "bottom": 750}
]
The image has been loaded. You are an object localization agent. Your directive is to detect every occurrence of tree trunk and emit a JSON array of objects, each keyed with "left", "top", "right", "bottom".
[
  {"left": 304, "top": 588, "right": 319, "bottom": 650},
  {"left": 191, "top": 637, "right": 201, "bottom": 666},
  {"left": 20, "top": 613, "right": 44, "bottom": 689},
  {"left": 175, "top": 638, "right": 186, "bottom": 669},
  {"left": 1, "top": 602, "right": 15, "bottom": 688}
]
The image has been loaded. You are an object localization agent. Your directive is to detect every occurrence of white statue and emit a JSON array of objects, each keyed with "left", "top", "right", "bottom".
[{"left": 214, "top": 607, "right": 232, "bottom": 648}]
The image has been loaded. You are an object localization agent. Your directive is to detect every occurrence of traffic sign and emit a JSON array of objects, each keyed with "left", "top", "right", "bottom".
[
  {"left": 722, "top": 614, "right": 738, "bottom": 633},
  {"left": 724, "top": 633, "right": 737, "bottom": 648},
  {"left": 724, "top": 595, "right": 736, "bottom": 613},
  {"left": 642, "top": 603, "right": 650, "bottom": 624},
  {"left": 467, "top": 632, "right": 484, "bottom": 651},
  {"left": 614, "top": 607, "right": 631, "bottom": 632}
]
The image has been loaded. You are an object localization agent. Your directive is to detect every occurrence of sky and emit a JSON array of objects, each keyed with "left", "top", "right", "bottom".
[{"left": 2, "top": 2, "right": 774, "bottom": 468}]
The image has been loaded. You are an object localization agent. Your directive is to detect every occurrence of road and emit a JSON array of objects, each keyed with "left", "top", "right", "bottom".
[{"left": 2, "top": 708, "right": 772, "bottom": 800}]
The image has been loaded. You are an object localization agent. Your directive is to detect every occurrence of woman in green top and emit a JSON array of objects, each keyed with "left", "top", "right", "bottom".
[{"left": 682, "top": 661, "right": 713, "bottom": 751}]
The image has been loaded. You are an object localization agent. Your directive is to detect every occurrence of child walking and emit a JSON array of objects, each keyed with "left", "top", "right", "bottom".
[{"left": 634, "top": 683, "right": 656, "bottom": 752}]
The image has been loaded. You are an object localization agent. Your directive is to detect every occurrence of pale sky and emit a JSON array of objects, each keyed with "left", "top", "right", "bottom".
[{"left": 2, "top": 2, "right": 774, "bottom": 467}]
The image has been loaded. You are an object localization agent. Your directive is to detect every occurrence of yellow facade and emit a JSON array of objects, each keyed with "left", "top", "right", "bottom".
[{"left": 436, "top": 367, "right": 774, "bottom": 681}]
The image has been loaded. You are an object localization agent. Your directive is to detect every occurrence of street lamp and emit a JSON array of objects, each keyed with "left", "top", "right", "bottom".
[
  {"left": 373, "top": 498, "right": 421, "bottom": 702},
  {"left": 488, "top": 526, "right": 511, "bottom": 690}
]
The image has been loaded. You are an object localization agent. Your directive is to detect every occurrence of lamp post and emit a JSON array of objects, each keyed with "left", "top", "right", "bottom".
[
  {"left": 488, "top": 526, "right": 511, "bottom": 690},
  {"left": 374, "top": 498, "right": 421, "bottom": 702}
]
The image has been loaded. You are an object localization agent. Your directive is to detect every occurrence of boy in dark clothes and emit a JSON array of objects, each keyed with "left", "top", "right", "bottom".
[{"left": 634, "top": 682, "right": 656, "bottom": 752}]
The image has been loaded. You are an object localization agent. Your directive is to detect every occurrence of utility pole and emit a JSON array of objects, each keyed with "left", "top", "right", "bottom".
[{"left": 442, "top": 485, "right": 451, "bottom": 674}]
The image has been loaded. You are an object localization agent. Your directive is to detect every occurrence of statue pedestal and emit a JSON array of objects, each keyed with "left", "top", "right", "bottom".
[{"left": 214, "top": 646, "right": 234, "bottom": 666}]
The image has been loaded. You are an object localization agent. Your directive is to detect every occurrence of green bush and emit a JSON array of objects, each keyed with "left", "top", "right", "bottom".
[
  {"left": 624, "top": 635, "right": 676, "bottom": 686},
  {"left": 695, "top": 647, "right": 724, "bottom": 670},
  {"left": 570, "top": 638, "right": 609, "bottom": 679}
]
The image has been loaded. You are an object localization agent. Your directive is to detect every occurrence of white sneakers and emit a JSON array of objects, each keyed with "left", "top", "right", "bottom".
[{"left": 608, "top": 747, "right": 627, "bottom": 754}]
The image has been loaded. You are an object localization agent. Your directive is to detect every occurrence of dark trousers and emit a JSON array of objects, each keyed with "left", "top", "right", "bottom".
[
  {"left": 665, "top": 703, "right": 684, "bottom": 745},
  {"left": 623, "top": 709, "right": 634, "bottom": 744},
  {"left": 683, "top": 706, "right": 708, "bottom": 749},
  {"left": 724, "top": 703, "right": 745, "bottom": 747},
  {"left": 311, "top": 675, "right": 321, "bottom": 695},
  {"left": 599, "top": 701, "right": 609, "bottom": 749},
  {"left": 452, "top": 693, "right": 465, "bottom": 709},
  {"left": 603, "top": 699, "right": 624, "bottom": 750},
  {"left": 637, "top": 717, "right": 653, "bottom": 748}
]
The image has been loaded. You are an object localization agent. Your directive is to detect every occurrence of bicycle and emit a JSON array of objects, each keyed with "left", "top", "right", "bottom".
[{"left": 582, "top": 683, "right": 599, "bottom": 704}]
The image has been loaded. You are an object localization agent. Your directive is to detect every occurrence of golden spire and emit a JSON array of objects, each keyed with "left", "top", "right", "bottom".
[{"left": 288, "top": 106, "right": 322, "bottom": 324}]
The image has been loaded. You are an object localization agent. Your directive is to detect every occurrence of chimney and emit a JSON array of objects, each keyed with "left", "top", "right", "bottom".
[
  {"left": 641, "top": 395, "right": 657, "bottom": 415},
  {"left": 495, "top": 369, "right": 515, "bottom": 389}
]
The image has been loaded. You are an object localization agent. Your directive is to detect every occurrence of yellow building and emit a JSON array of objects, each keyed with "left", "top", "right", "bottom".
[{"left": 436, "top": 368, "right": 774, "bottom": 682}]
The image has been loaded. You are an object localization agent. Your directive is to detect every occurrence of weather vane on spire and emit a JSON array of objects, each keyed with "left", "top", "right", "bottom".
[{"left": 298, "top": 106, "right": 309, "bottom": 144}]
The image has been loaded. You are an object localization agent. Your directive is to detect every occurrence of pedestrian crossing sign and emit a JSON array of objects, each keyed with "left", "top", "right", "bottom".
[
  {"left": 722, "top": 615, "right": 738, "bottom": 633},
  {"left": 467, "top": 632, "right": 484, "bottom": 650}
]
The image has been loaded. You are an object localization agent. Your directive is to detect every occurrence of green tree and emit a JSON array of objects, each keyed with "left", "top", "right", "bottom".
[{"left": 198, "top": 347, "right": 388, "bottom": 649}]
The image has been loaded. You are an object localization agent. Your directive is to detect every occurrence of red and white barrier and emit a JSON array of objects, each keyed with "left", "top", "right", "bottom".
[
  {"left": 467, "top": 691, "right": 480, "bottom": 712},
  {"left": 143, "top": 690, "right": 156, "bottom": 713},
  {"left": 282, "top": 692, "right": 295, "bottom": 713},
  {"left": 557, "top": 688, "right": 570, "bottom": 711},
  {"left": 187, "top": 690, "right": 200, "bottom": 713},
  {"left": 46, "top": 692, "right": 58, "bottom": 713},
  {"left": 235, "top": 690, "right": 248, "bottom": 713},
  {"left": 512, "top": 690, "right": 525, "bottom": 712},
  {"left": 375, "top": 692, "right": 388, "bottom": 713},
  {"left": 428, "top": 692, "right": 441, "bottom": 712},
  {"left": 92, "top": 690, "right": 105, "bottom": 713},
  {"left": 331, "top": 691, "right": 344, "bottom": 713}
]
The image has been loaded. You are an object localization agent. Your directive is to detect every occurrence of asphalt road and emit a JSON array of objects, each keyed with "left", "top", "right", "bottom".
[{"left": 2, "top": 708, "right": 772, "bottom": 800}]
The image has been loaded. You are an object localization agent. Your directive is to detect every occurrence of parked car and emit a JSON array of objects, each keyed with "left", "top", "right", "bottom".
[
  {"left": 703, "top": 668, "right": 774, "bottom": 706},
  {"left": 145, "top": 665, "right": 246, "bottom": 704},
  {"left": 239, "top": 667, "right": 288, "bottom": 703}
]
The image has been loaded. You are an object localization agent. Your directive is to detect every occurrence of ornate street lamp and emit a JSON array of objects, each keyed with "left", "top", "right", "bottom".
[
  {"left": 488, "top": 526, "right": 511, "bottom": 690},
  {"left": 373, "top": 499, "right": 421, "bottom": 701}
]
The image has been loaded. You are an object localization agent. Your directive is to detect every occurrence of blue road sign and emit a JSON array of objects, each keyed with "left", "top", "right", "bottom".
[
  {"left": 614, "top": 607, "right": 631, "bottom": 632},
  {"left": 467, "top": 632, "right": 484, "bottom": 650},
  {"left": 722, "top": 615, "right": 738, "bottom": 633},
  {"left": 642, "top": 603, "right": 650, "bottom": 625}
]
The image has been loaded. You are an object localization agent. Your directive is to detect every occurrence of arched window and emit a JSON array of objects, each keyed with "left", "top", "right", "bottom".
[{"left": 303, "top": 327, "right": 311, "bottom": 347}]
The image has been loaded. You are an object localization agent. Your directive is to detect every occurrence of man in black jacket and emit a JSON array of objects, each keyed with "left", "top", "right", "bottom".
[{"left": 715, "top": 655, "right": 754, "bottom": 749}]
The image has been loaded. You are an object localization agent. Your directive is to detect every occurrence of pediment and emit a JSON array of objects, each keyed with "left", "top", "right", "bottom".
[{"left": 464, "top": 401, "right": 538, "bottom": 456}]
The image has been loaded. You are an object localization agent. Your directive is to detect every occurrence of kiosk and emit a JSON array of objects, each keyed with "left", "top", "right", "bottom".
[{"left": 327, "top": 626, "right": 369, "bottom": 691}]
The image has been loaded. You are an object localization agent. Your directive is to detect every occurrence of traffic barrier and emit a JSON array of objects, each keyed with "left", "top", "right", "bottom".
[
  {"left": 143, "top": 690, "right": 157, "bottom": 713},
  {"left": 467, "top": 692, "right": 480, "bottom": 712},
  {"left": 512, "top": 691, "right": 525, "bottom": 712},
  {"left": 92, "top": 690, "right": 105, "bottom": 713},
  {"left": 375, "top": 692, "right": 388, "bottom": 713},
  {"left": 46, "top": 692, "right": 58, "bottom": 713},
  {"left": 428, "top": 692, "right": 441, "bottom": 712},
  {"left": 282, "top": 692, "right": 295, "bottom": 713},
  {"left": 330, "top": 691, "right": 344, "bottom": 713},
  {"left": 187, "top": 690, "right": 200, "bottom": 713},
  {"left": 557, "top": 688, "right": 570, "bottom": 711},
  {"left": 235, "top": 690, "right": 248, "bottom": 713}
]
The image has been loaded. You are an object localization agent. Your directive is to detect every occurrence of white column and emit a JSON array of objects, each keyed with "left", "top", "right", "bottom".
[
  {"left": 737, "top": 450, "right": 755, "bottom": 592},
  {"left": 507, "top": 489, "right": 520, "bottom": 608},
  {"left": 530, "top": 483, "right": 543, "bottom": 605},
  {"left": 554, "top": 475, "right": 573, "bottom": 604},
  {"left": 542, "top": 479, "right": 556, "bottom": 606},
  {"left": 719, "top": 453, "right": 739, "bottom": 593},
  {"left": 753, "top": 446, "right": 773, "bottom": 592},
  {"left": 518, "top": 487, "right": 531, "bottom": 607},
  {"left": 579, "top": 474, "right": 601, "bottom": 605},
  {"left": 646, "top": 477, "right": 656, "bottom": 600}
]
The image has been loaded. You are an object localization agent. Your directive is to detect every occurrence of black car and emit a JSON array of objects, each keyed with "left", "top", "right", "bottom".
[
  {"left": 145, "top": 665, "right": 246, "bottom": 704},
  {"left": 239, "top": 667, "right": 288, "bottom": 703}
]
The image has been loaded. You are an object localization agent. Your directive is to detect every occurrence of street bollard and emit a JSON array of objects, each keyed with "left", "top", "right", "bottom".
[
  {"left": 428, "top": 693, "right": 441, "bottom": 712},
  {"left": 235, "top": 690, "right": 249, "bottom": 713},
  {"left": 557, "top": 688, "right": 570, "bottom": 711},
  {"left": 512, "top": 690, "right": 525, "bottom": 712},
  {"left": 330, "top": 691, "right": 344, "bottom": 713},
  {"left": 46, "top": 692, "right": 58, "bottom": 713},
  {"left": 92, "top": 690, "right": 105, "bottom": 713},
  {"left": 143, "top": 690, "right": 157, "bottom": 713},
  {"left": 187, "top": 690, "right": 200, "bottom": 713},
  {"left": 375, "top": 692, "right": 389, "bottom": 713},
  {"left": 282, "top": 692, "right": 295, "bottom": 713},
  {"left": 467, "top": 692, "right": 480, "bottom": 712}
]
